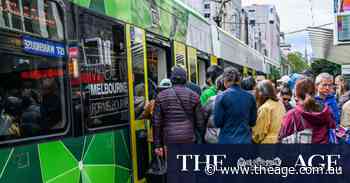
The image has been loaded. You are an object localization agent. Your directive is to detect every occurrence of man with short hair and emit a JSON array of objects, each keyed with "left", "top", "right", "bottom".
[
  {"left": 200, "top": 65, "right": 223, "bottom": 105},
  {"left": 315, "top": 73, "right": 340, "bottom": 125},
  {"left": 214, "top": 67, "right": 257, "bottom": 144}
]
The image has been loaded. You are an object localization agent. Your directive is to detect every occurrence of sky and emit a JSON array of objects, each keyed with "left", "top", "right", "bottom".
[{"left": 242, "top": 0, "right": 334, "bottom": 56}]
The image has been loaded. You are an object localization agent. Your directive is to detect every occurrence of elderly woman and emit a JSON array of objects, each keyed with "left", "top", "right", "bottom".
[{"left": 252, "top": 80, "right": 286, "bottom": 144}]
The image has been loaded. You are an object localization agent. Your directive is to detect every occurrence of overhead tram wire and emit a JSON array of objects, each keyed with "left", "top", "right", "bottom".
[
  {"left": 308, "top": 0, "right": 316, "bottom": 26},
  {"left": 284, "top": 23, "right": 333, "bottom": 35}
]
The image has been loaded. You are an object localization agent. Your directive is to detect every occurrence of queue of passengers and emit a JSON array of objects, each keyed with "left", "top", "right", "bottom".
[{"left": 148, "top": 65, "right": 350, "bottom": 157}]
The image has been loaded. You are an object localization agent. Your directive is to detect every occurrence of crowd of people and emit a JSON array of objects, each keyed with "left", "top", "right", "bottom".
[{"left": 145, "top": 65, "right": 350, "bottom": 156}]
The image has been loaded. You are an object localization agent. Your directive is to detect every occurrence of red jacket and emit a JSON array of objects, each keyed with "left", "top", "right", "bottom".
[{"left": 279, "top": 105, "right": 336, "bottom": 144}]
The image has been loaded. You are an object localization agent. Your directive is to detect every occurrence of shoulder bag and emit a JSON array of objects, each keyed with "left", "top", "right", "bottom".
[{"left": 281, "top": 111, "right": 313, "bottom": 144}]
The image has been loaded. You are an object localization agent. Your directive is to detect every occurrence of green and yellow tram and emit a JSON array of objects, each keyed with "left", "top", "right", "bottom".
[{"left": 0, "top": 0, "right": 273, "bottom": 183}]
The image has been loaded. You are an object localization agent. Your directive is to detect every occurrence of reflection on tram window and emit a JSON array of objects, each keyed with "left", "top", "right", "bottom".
[
  {"left": 131, "top": 27, "right": 146, "bottom": 120},
  {"left": 0, "top": 0, "right": 64, "bottom": 41},
  {"left": 0, "top": 53, "right": 67, "bottom": 140},
  {"left": 78, "top": 15, "right": 129, "bottom": 130},
  {"left": 147, "top": 45, "right": 167, "bottom": 100}
]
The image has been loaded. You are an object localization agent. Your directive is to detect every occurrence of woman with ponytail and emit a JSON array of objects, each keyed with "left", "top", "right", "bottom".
[{"left": 278, "top": 78, "right": 336, "bottom": 144}]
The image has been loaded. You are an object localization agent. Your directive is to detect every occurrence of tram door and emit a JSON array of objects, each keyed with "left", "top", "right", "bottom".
[
  {"left": 197, "top": 52, "right": 210, "bottom": 88},
  {"left": 147, "top": 45, "right": 168, "bottom": 90},
  {"left": 198, "top": 59, "right": 208, "bottom": 88},
  {"left": 126, "top": 25, "right": 149, "bottom": 183}
]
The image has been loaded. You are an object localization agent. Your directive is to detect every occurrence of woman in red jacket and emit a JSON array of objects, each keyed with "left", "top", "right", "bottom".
[{"left": 279, "top": 78, "right": 336, "bottom": 144}]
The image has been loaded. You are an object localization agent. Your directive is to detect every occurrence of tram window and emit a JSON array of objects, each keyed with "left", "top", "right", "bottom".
[
  {"left": 79, "top": 14, "right": 129, "bottom": 130},
  {"left": 0, "top": 52, "right": 68, "bottom": 141},
  {"left": 130, "top": 27, "right": 146, "bottom": 120},
  {"left": 147, "top": 45, "right": 167, "bottom": 100},
  {"left": 188, "top": 57, "right": 197, "bottom": 84},
  {"left": 0, "top": 0, "right": 64, "bottom": 41}
]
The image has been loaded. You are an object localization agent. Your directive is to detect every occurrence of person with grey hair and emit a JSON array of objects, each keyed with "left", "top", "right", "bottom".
[
  {"left": 315, "top": 72, "right": 340, "bottom": 126},
  {"left": 213, "top": 67, "right": 257, "bottom": 144}
]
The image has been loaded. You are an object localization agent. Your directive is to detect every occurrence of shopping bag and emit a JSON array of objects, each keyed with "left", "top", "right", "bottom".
[
  {"left": 146, "top": 155, "right": 167, "bottom": 183},
  {"left": 281, "top": 112, "right": 312, "bottom": 144}
]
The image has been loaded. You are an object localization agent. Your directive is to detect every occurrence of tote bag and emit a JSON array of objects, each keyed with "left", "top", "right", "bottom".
[{"left": 281, "top": 112, "right": 312, "bottom": 144}]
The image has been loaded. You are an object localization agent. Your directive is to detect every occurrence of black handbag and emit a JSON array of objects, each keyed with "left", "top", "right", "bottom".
[{"left": 146, "top": 155, "right": 167, "bottom": 183}]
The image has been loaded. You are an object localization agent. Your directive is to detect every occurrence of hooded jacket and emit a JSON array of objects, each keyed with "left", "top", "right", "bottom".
[{"left": 279, "top": 105, "right": 336, "bottom": 144}]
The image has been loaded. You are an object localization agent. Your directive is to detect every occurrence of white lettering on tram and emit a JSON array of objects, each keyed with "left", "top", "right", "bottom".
[
  {"left": 24, "top": 39, "right": 56, "bottom": 55},
  {"left": 89, "top": 82, "right": 128, "bottom": 96},
  {"left": 90, "top": 97, "right": 129, "bottom": 116}
]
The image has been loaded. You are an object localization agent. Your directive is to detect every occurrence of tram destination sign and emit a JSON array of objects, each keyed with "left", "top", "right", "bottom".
[
  {"left": 22, "top": 36, "right": 66, "bottom": 58},
  {"left": 88, "top": 80, "right": 129, "bottom": 119}
]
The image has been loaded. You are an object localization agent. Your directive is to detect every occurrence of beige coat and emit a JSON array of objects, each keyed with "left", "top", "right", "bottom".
[
  {"left": 341, "top": 100, "right": 350, "bottom": 128},
  {"left": 253, "top": 99, "right": 286, "bottom": 144}
]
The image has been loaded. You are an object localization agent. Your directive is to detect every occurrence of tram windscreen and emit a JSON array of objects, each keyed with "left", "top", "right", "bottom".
[
  {"left": 0, "top": 0, "right": 64, "bottom": 41},
  {"left": 78, "top": 12, "right": 129, "bottom": 130},
  {"left": 0, "top": 52, "right": 67, "bottom": 140}
]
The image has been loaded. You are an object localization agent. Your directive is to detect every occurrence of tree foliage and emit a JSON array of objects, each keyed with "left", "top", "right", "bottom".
[
  {"left": 287, "top": 52, "right": 309, "bottom": 73},
  {"left": 311, "top": 59, "right": 341, "bottom": 76},
  {"left": 269, "top": 66, "right": 281, "bottom": 82}
]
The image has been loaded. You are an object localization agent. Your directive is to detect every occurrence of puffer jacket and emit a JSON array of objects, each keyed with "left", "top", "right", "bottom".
[{"left": 153, "top": 85, "right": 205, "bottom": 147}]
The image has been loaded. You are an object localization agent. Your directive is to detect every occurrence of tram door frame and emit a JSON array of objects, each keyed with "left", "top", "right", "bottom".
[
  {"left": 126, "top": 24, "right": 149, "bottom": 183},
  {"left": 127, "top": 25, "right": 172, "bottom": 183}
]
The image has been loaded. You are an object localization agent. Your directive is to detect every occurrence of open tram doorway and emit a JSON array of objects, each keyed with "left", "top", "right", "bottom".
[
  {"left": 129, "top": 30, "right": 172, "bottom": 183},
  {"left": 146, "top": 43, "right": 171, "bottom": 100},
  {"left": 197, "top": 52, "right": 212, "bottom": 89}
]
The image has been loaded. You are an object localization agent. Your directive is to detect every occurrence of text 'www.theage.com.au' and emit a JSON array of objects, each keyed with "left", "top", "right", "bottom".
[{"left": 176, "top": 154, "right": 343, "bottom": 177}]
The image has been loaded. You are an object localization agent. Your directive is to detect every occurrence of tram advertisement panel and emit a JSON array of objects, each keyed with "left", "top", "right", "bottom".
[
  {"left": 78, "top": 12, "right": 129, "bottom": 130},
  {"left": 337, "top": 15, "right": 350, "bottom": 42},
  {"left": 174, "top": 41, "right": 187, "bottom": 68},
  {"left": 335, "top": 0, "right": 350, "bottom": 44}
]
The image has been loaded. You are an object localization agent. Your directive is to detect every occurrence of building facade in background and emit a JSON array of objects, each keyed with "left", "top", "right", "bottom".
[
  {"left": 182, "top": 0, "right": 242, "bottom": 40},
  {"left": 243, "top": 4, "right": 281, "bottom": 62},
  {"left": 280, "top": 32, "right": 292, "bottom": 75}
]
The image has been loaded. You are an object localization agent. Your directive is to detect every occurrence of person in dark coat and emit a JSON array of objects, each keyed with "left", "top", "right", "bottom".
[
  {"left": 241, "top": 76, "right": 256, "bottom": 96},
  {"left": 153, "top": 66, "right": 205, "bottom": 156},
  {"left": 214, "top": 67, "right": 257, "bottom": 144}
]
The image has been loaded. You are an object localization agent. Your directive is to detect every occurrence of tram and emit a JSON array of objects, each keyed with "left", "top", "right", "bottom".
[{"left": 0, "top": 0, "right": 278, "bottom": 183}]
